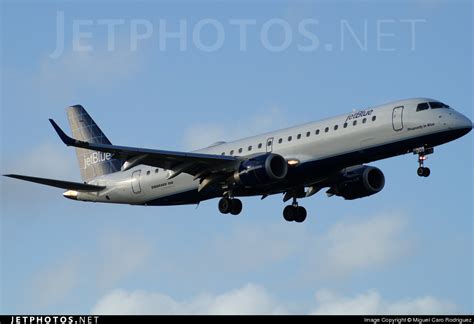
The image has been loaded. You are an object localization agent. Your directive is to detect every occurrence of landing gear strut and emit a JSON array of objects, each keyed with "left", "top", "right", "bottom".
[
  {"left": 414, "top": 147, "right": 433, "bottom": 177},
  {"left": 283, "top": 197, "right": 307, "bottom": 223},
  {"left": 218, "top": 197, "right": 243, "bottom": 215}
]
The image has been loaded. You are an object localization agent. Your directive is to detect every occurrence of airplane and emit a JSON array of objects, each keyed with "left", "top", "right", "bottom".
[{"left": 4, "top": 98, "right": 472, "bottom": 223}]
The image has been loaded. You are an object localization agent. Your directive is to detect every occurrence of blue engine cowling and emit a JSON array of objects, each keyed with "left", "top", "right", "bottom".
[
  {"left": 333, "top": 165, "right": 385, "bottom": 200},
  {"left": 234, "top": 153, "right": 288, "bottom": 186}
]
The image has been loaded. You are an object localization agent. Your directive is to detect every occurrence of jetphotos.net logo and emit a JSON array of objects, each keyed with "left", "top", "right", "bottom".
[
  {"left": 83, "top": 152, "right": 113, "bottom": 167},
  {"left": 9, "top": 316, "right": 99, "bottom": 324},
  {"left": 49, "top": 11, "right": 427, "bottom": 58}
]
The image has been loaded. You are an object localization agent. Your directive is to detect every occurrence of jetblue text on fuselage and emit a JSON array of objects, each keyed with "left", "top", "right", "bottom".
[{"left": 345, "top": 109, "right": 374, "bottom": 122}]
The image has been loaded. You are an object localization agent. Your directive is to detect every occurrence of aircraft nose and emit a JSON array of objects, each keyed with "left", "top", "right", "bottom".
[{"left": 457, "top": 113, "right": 473, "bottom": 131}]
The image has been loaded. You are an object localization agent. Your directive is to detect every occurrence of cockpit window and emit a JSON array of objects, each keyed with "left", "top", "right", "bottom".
[
  {"left": 417, "top": 101, "right": 450, "bottom": 111},
  {"left": 416, "top": 102, "right": 429, "bottom": 112},
  {"left": 429, "top": 102, "right": 450, "bottom": 109}
]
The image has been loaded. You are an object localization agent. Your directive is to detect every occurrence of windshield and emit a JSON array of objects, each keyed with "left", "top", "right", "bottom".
[
  {"left": 416, "top": 101, "right": 450, "bottom": 112},
  {"left": 429, "top": 102, "right": 450, "bottom": 109}
]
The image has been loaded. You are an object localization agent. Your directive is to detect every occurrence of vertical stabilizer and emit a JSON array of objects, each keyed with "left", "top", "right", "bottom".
[{"left": 67, "top": 105, "right": 122, "bottom": 181}]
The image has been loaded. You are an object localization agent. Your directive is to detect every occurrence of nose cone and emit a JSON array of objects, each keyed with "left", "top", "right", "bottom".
[{"left": 457, "top": 113, "right": 473, "bottom": 132}]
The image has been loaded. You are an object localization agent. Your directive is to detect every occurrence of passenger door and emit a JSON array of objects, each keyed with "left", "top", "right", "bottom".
[
  {"left": 266, "top": 137, "right": 274, "bottom": 153},
  {"left": 131, "top": 170, "right": 142, "bottom": 194},
  {"left": 392, "top": 106, "right": 404, "bottom": 131}
]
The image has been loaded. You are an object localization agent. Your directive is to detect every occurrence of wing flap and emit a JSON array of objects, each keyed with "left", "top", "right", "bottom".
[{"left": 3, "top": 174, "right": 106, "bottom": 192}]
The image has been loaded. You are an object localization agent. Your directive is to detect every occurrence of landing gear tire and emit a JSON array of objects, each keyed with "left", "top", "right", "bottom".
[
  {"left": 230, "top": 199, "right": 243, "bottom": 215},
  {"left": 417, "top": 167, "right": 431, "bottom": 177},
  {"left": 219, "top": 197, "right": 243, "bottom": 215},
  {"left": 423, "top": 167, "right": 430, "bottom": 177},
  {"left": 294, "top": 207, "right": 307, "bottom": 223},
  {"left": 218, "top": 197, "right": 232, "bottom": 214},
  {"left": 283, "top": 205, "right": 295, "bottom": 222},
  {"left": 417, "top": 167, "right": 424, "bottom": 177},
  {"left": 283, "top": 205, "right": 307, "bottom": 223}
]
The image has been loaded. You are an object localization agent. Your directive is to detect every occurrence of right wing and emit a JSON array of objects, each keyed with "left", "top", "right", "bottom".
[{"left": 3, "top": 174, "right": 106, "bottom": 192}]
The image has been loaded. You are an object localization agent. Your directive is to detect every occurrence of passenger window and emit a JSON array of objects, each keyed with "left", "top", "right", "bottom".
[
  {"left": 288, "top": 136, "right": 292, "bottom": 142},
  {"left": 353, "top": 120, "right": 357, "bottom": 126},
  {"left": 372, "top": 116, "right": 376, "bottom": 121},
  {"left": 155, "top": 169, "right": 159, "bottom": 173},
  {"left": 221, "top": 152, "right": 225, "bottom": 155},
  {"left": 279, "top": 138, "right": 283, "bottom": 144},
  {"left": 325, "top": 127, "right": 329, "bottom": 133},
  {"left": 417, "top": 103, "right": 429, "bottom": 111},
  {"left": 343, "top": 122, "right": 348, "bottom": 128},
  {"left": 248, "top": 146, "right": 252, "bottom": 151},
  {"left": 362, "top": 118, "right": 367, "bottom": 124},
  {"left": 238, "top": 148, "right": 243, "bottom": 153},
  {"left": 316, "top": 129, "right": 320, "bottom": 135},
  {"left": 297, "top": 134, "right": 301, "bottom": 139},
  {"left": 230, "top": 150, "right": 234, "bottom": 155},
  {"left": 306, "top": 131, "right": 310, "bottom": 137},
  {"left": 146, "top": 170, "right": 151, "bottom": 175},
  {"left": 334, "top": 125, "right": 338, "bottom": 131},
  {"left": 258, "top": 143, "right": 262, "bottom": 149}
]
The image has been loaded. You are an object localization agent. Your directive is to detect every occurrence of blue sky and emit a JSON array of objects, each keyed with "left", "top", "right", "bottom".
[{"left": 1, "top": 0, "right": 472, "bottom": 314}]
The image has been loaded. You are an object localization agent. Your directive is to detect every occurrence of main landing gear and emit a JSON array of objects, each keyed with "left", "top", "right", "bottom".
[
  {"left": 414, "top": 147, "right": 433, "bottom": 178},
  {"left": 218, "top": 197, "right": 243, "bottom": 215},
  {"left": 283, "top": 198, "right": 307, "bottom": 223}
]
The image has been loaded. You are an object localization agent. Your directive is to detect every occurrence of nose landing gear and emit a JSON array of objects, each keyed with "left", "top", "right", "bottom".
[{"left": 414, "top": 147, "right": 433, "bottom": 177}]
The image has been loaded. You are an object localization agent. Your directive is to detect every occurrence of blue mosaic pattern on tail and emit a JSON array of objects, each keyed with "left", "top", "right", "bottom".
[{"left": 67, "top": 105, "right": 122, "bottom": 182}]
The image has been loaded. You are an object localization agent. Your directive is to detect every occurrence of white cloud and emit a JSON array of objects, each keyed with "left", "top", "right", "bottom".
[
  {"left": 17, "top": 213, "right": 414, "bottom": 312},
  {"left": 310, "top": 289, "right": 457, "bottom": 315},
  {"left": 182, "top": 105, "right": 290, "bottom": 150},
  {"left": 210, "top": 224, "right": 305, "bottom": 272},
  {"left": 1, "top": 142, "right": 78, "bottom": 204},
  {"left": 98, "top": 231, "right": 153, "bottom": 289},
  {"left": 308, "top": 213, "right": 411, "bottom": 279},
  {"left": 3, "top": 142, "right": 77, "bottom": 179},
  {"left": 92, "top": 283, "right": 284, "bottom": 315},
  {"left": 36, "top": 48, "right": 141, "bottom": 101},
  {"left": 205, "top": 213, "right": 410, "bottom": 280},
  {"left": 30, "top": 256, "right": 81, "bottom": 309},
  {"left": 92, "top": 284, "right": 457, "bottom": 315},
  {"left": 20, "top": 230, "right": 152, "bottom": 311}
]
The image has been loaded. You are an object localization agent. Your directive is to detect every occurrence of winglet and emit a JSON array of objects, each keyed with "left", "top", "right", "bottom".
[{"left": 49, "top": 119, "right": 75, "bottom": 146}]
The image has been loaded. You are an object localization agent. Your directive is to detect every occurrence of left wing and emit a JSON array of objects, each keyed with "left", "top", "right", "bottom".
[
  {"left": 49, "top": 119, "right": 240, "bottom": 182},
  {"left": 3, "top": 174, "right": 106, "bottom": 192}
]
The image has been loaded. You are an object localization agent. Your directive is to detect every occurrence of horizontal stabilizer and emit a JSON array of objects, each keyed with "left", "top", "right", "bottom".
[{"left": 3, "top": 174, "right": 106, "bottom": 192}]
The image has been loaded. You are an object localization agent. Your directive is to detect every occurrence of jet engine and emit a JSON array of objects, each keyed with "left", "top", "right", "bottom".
[
  {"left": 331, "top": 165, "right": 385, "bottom": 200},
  {"left": 234, "top": 153, "right": 288, "bottom": 186}
]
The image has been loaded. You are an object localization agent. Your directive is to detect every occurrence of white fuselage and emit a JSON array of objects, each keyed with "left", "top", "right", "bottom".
[{"left": 74, "top": 98, "right": 472, "bottom": 205}]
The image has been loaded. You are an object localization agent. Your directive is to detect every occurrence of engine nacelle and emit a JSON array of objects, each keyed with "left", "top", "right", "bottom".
[
  {"left": 333, "top": 165, "right": 385, "bottom": 200},
  {"left": 234, "top": 153, "right": 288, "bottom": 186}
]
